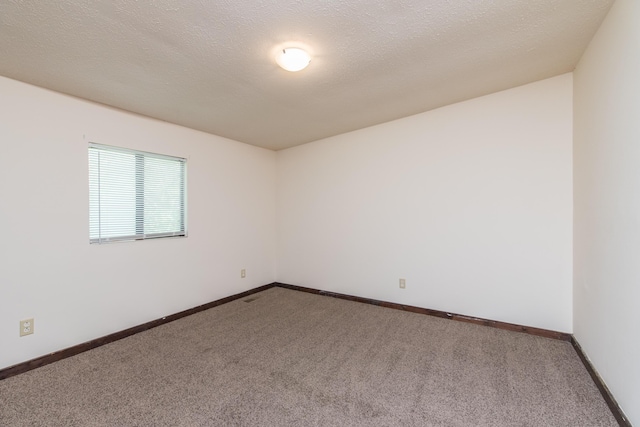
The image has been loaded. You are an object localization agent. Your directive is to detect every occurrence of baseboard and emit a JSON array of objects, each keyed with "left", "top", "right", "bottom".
[
  {"left": 274, "top": 282, "right": 571, "bottom": 341},
  {"left": 2, "top": 280, "right": 569, "bottom": 381},
  {"left": 571, "top": 337, "right": 631, "bottom": 427},
  {"left": 275, "top": 283, "right": 631, "bottom": 426},
  {"left": 0, "top": 283, "right": 276, "bottom": 381},
  {"left": 1, "top": 281, "right": 630, "bottom": 427},
  {"left": 276, "top": 283, "right": 631, "bottom": 425}
]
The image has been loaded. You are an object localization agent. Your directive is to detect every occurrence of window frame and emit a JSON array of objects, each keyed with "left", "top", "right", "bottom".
[{"left": 88, "top": 143, "right": 187, "bottom": 244}]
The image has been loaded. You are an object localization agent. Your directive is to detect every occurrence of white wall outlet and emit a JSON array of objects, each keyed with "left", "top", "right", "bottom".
[
  {"left": 241, "top": 269, "right": 246, "bottom": 278},
  {"left": 399, "top": 278, "right": 406, "bottom": 289},
  {"left": 20, "top": 318, "right": 34, "bottom": 337}
]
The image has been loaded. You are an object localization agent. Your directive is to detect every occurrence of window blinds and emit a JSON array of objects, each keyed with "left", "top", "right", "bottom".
[{"left": 89, "top": 143, "right": 186, "bottom": 244}]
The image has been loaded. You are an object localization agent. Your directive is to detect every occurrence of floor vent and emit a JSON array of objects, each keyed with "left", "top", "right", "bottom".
[{"left": 244, "top": 297, "right": 259, "bottom": 303}]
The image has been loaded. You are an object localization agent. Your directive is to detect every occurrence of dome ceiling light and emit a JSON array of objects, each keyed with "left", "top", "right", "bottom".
[{"left": 276, "top": 48, "right": 311, "bottom": 72}]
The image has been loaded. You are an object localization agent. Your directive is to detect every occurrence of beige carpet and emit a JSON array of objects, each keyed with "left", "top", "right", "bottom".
[{"left": 0, "top": 287, "right": 617, "bottom": 426}]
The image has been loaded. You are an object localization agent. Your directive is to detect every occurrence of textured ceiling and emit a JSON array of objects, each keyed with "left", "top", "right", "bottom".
[{"left": 0, "top": 0, "right": 614, "bottom": 150}]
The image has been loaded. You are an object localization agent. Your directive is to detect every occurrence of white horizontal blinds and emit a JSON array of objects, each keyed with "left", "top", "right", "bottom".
[
  {"left": 143, "top": 155, "right": 185, "bottom": 236},
  {"left": 89, "top": 143, "right": 186, "bottom": 244},
  {"left": 88, "top": 147, "right": 137, "bottom": 242}
]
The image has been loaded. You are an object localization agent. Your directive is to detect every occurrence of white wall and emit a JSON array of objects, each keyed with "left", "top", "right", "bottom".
[
  {"left": 277, "top": 74, "right": 573, "bottom": 332},
  {"left": 0, "top": 76, "right": 277, "bottom": 370},
  {"left": 573, "top": 0, "right": 640, "bottom": 424}
]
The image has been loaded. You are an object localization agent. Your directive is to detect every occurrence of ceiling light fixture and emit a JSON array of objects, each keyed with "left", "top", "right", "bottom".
[{"left": 276, "top": 48, "right": 311, "bottom": 72}]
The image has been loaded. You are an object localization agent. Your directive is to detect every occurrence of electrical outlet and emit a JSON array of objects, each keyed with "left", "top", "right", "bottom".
[
  {"left": 241, "top": 269, "right": 246, "bottom": 278},
  {"left": 20, "top": 318, "right": 34, "bottom": 337},
  {"left": 399, "top": 278, "right": 406, "bottom": 289}
]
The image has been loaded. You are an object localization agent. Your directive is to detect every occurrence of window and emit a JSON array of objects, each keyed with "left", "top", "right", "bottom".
[{"left": 89, "top": 143, "right": 187, "bottom": 243}]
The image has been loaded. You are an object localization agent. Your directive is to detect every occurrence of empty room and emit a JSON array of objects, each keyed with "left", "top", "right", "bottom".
[{"left": 0, "top": 0, "right": 638, "bottom": 425}]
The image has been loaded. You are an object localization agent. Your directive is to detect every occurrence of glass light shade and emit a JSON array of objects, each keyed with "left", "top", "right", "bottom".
[{"left": 276, "top": 48, "right": 311, "bottom": 72}]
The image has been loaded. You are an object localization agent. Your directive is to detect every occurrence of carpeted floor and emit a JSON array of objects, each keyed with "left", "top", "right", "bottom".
[{"left": 0, "top": 287, "right": 617, "bottom": 426}]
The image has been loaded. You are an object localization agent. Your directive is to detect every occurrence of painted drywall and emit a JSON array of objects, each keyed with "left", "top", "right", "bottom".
[
  {"left": 573, "top": 0, "right": 640, "bottom": 424},
  {"left": 277, "top": 74, "right": 573, "bottom": 332},
  {"left": 0, "top": 76, "right": 277, "bottom": 370}
]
